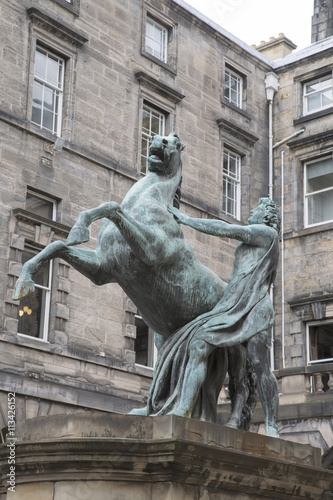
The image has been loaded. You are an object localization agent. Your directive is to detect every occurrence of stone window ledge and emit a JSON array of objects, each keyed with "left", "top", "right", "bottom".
[
  {"left": 283, "top": 221, "right": 333, "bottom": 240},
  {"left": 220, "top": 98, "right": 251, "bottom": 121},
  {"left": 293, "top": 106, "right": 333, "bottom": 126}
]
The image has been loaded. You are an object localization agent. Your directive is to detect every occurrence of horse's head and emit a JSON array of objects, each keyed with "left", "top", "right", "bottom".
[{"left": 148, "top": 132, "right": 185, "bottom": 175}]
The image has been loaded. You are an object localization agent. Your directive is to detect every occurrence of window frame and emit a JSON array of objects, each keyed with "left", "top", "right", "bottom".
[
  {"left": 222, "top": 147, "right": 241, "bottom": 220},
  {"left": 17, "top": 245, "right": 53, "bottom": 342},
  {"left": 26, "top": 189, "right": 57, "bottom": 221},
  {"left": 141, "top": 7, "right": 178, "bottom": 74},
  {"left": 224, "top": 67, "right": 243, "bottom": 109},
  {"left": 145, "top": 16, "right": 168, "bottom": 64},
  {"left": 32, "top": 46, "right": 65, "bottom": 137},
  {"left": 140, "top": 102, "right": 166, "bottom": 175},
  {"left": 306, "top": 319, "right": 333, "bottom": 365},
  {"left": 134, "top": 314, "right": 157, "bottom": 368},
  {"left": 304, "top": 155, "right": 333, "bottom": 228},
  {"left": 303, "top": 74, "right": 333, "bottom": 116}
]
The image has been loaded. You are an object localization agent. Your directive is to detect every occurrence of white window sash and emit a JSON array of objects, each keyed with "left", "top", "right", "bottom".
[
  {"left": 32, "top": 48, "right": 65, "bottom": 136},
  {"left": 304, "top": 157, "right": 333, "bottom": 227},
  {"left": 306, "top": 320, "right": 333, "bottom": 365},
  {"left": 17, "top": 259, "right": 52, "bottom": 342},
  {"left": 222, "top": 149, "right": 241, "bottom": 219},
  {"left": 145, "top": 18, "right": 168, "bottom": 63},
  {"left": 303, "top": 75, "right": 333, "bottom": 115}
]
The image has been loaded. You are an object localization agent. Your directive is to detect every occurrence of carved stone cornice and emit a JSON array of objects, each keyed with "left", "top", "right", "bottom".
[
  {"left": 27, "top": 7, "right": 88, "bottom": 47},
  {"left": 13, "top": 209, "right": 71, "bottom": 238},
  {"left": 135, "top": 71, "right": 185, "bottom": 104},
  {"left": 217, "top": 118, "right": 259, "bottom": 146}
]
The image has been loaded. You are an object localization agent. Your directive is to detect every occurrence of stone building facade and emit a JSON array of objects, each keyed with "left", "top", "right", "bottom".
[{"left": 0, "top": 0, "right": 332, "bottom": 458}]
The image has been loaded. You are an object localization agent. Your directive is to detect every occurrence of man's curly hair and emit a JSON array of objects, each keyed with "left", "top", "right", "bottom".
[{"left": 258, "top": 197, "right": 281, "bottom": 233}]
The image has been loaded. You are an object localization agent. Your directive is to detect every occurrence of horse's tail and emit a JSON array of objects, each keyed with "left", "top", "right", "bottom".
[
  {"left": 240, "top": 356, "right": 257, "bottom": 431},
  {"left": 228, "top": 356, "right": 257, "bottom": 431},
  {"left": 173, "top": 176, "right": 182, "bottom": 209}
]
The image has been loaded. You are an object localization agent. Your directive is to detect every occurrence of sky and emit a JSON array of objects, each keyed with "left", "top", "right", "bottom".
[{"left": 183, "top": 0, "right": 314, "bottom": 52}]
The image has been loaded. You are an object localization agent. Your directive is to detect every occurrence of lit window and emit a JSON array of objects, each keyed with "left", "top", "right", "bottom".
[
  {"left": 304, "top": 156, "right": 333, "bottom": 227},
  {"left": 303, "top": 75, "right": 333, "bottom": 115},
  {"left": 17, "top": 247, "right": 52, "bottom": 341},
  {"left": 26, "top": 190, "right": 57, "bottom": 220},
  {"left": 32, "top": 47, "right": 64, "bottom": 135},
  {"left": 141, "top": 104, "right": 165, "bottom": 174},
  {"left": 134, "top": 315, "right": 157, "bottom": 368},
  {"left": 224, "top": 68, "right": 243, "bottom": 108},
  {"left": 222, "top": 149, "right": 241, "bottom": 219},
  {"left": 145, "top": 17, "right": 168, "bottom": 63},
  {"left": 307, "top": 321, "right": 333, "bottom": 365}
]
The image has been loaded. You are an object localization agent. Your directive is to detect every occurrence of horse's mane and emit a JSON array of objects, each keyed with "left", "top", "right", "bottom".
[{"left": 173, "top": 176, "right": 182, "bottom": 209}]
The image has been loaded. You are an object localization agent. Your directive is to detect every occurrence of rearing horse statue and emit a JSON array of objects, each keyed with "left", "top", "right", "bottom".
[{"left": 13, "top": 132, "right": 253, "bottom": 426}]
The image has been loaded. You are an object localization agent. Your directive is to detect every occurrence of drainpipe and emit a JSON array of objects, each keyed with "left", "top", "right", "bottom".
[
  {"left": 272, "top": 128, "right": 305, "bottom": 369},
  {"left": 265, "top": 72, "right": 279, "bottom": 200},
  {"left": 265, "top": 72, "right": 279, "bottom": 370}
]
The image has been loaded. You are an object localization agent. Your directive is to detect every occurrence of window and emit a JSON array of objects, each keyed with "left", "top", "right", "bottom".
[
  {"left": 16, "top": 191, "right": 57, "bottom": 341},
  {"left": 26, "top": 190, "right": 57, "bottom": 220},
  {"left": 304, "top": 156, "right": 333, "bottom": 227},
  {"left": 134, "top": 315, "right": 157, "bottom": 367},
  {"left": 141, "top": 104, "right": 165, "bottom": 174},
  {"left": 32, "top": 47, "right": 65, "bottom": 136},
  {"left": 307, "top": 321, "right": 333, "bottom": 365},
  {"left": 224, "top": 68, "right": 243, "bottom": 109},
  {"left": 145, "top": 17, "right": 168, "bottom": 63},
  {"left": 303, "top": 75, "right": 333, "bottom": 115},
  {"left": 32, "top": 47, "right": 64, "bottom": 135},
  {"left": 17, "top": 247, "right": 52, "bottom": 341},
  {"left": 222, "top": 149, "right": 241, "bottom": 219}
]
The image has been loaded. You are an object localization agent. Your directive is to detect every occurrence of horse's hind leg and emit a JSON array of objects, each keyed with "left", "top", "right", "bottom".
[{"left": 13, "top": 241, "right": 106, "bottom": 300}]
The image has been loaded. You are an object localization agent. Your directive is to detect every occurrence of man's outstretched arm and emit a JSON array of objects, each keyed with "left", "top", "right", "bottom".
[{"left": 168, "top": 205, "right": 271, "bottom": 246}]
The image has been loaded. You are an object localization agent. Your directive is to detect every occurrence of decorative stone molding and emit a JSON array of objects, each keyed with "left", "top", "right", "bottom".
[
  {"left": 13, "top": 209, "right": 71, "bottom": 239},
  {"left": 135, "top": 71, "right": 185, "bottom": 104},
  {"left": 217, "top": 117, "right": 259, "bottom": 146},
  {"left": 27, "top": 7, "right": 88, "bottom": 47}
]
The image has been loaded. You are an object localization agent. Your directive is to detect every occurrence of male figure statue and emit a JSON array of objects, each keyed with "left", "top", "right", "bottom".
[{"left": 168, "top": 198, "right": 281, "bottom": 437}]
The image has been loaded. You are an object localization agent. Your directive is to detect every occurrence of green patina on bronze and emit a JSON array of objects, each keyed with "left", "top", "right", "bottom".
[{"left": 13, "top": 133, "right": 280, "bottom": 437}]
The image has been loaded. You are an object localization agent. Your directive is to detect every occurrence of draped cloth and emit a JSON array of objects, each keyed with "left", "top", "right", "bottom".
[{"left": 145, "top": 227, "right": 280, "bottom": 422}]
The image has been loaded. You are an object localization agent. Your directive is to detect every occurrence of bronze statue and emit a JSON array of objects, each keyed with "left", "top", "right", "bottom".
[{"left": 13, "top": 133, "right": 280, "bottom": 436}]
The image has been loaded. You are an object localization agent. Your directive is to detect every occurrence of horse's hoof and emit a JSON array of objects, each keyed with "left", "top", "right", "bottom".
[
  {"left": 66, "top": 226, "right": 90, "bottom": 246},
  {"left": 128, "top": 407, "right": 148, "bottom": 416},
  {"left": 12, "top": 277, "right": 35, "bottom": 300}
]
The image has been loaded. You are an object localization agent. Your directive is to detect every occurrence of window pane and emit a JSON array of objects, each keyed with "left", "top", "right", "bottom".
[
  {"left": 307, "top": 190, "right": 333, "bottom": 225},
  {"left": 35, "top": 49, "right": 47, "bottom": 80},
  {"left": 26, "top": 192, "right": 54, "bottom": 219},
  {"left": 309, "top": 323, "right": 333, "bottom": 362},
  {"left": 135, "top": 316, "right": 149, "bottom": 366},
  {"left": 307, "top": 93, "right": 321, "bottom": 112},
  {"left": 322, "top": 89, "right": 333, "bottom": 107},
  {"left": 42, "top": 109, "right": 54, "bottom": 132},
  {"left": 306, "top": 158, "right": 333, "bottom": 193},
  {"left": 46, "top": 54, "right": 60, "bottom": 87},
  {"left": 17, "top": 288, "right": 46, "bottom": 339}
]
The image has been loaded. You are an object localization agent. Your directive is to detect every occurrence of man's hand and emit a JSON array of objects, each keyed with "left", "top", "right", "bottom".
[{"left": 167, "top": 205, "right": 189, "bottom": 225}]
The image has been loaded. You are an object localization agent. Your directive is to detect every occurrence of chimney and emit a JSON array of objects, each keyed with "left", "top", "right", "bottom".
[
  {"left": 253, "top": 34, "right": 297, "bottom": 60},
  {"left": 312, "top": 0, "right": 333, "bottom": 43}
]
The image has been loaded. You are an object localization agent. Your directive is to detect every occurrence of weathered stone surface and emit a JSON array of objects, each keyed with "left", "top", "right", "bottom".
[{"left": 0, "top": 415, "right": 332, "bottom": 500}]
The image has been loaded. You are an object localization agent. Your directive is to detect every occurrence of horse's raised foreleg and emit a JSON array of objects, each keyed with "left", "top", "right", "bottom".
[
  {"left": 67, "top": 202, "right": 166, "bottom": 266},
  {"left": 12, "top": 241, "right": 108, "bottom": 301},
  {"left": 66, "top": 202, "right": 120, "bottom": 246}
]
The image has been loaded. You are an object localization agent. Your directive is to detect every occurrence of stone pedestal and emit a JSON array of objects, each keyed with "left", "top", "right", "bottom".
[{"left": 1, "top": 413, "right": 332, "bottom": 499}]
